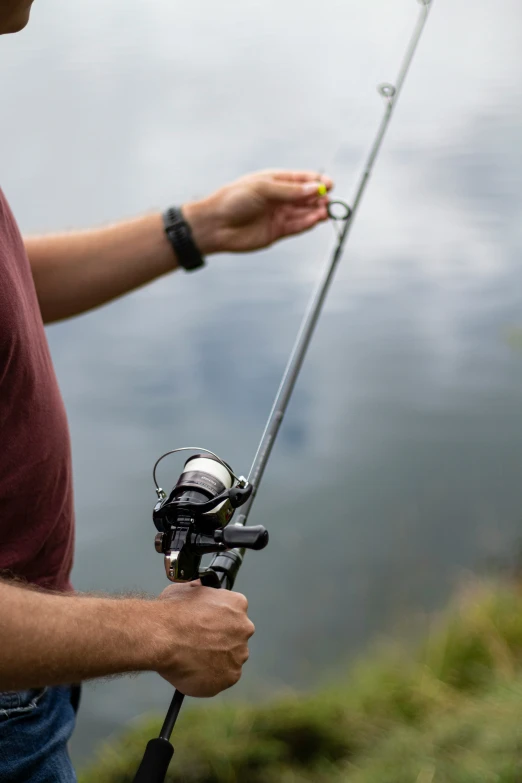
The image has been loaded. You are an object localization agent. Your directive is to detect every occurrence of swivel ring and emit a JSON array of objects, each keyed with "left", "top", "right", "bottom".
[{"left": 328, "top": 200, "right": 352, "bottom": 222}]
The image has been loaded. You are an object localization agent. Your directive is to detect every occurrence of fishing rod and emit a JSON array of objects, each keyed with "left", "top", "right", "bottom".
[{"left": 133, "top": 1, "right": 433, "bottom": 780}]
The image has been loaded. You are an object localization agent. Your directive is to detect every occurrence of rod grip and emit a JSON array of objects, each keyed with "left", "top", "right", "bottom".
[{"left": 132, "top": 738, "right": 174, "bottom": 783}]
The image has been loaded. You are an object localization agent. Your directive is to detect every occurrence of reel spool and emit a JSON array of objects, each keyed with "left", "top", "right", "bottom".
[
  {"left": 162, "top": 454, "right": 237, "bottom": 530},
  {"left": 152, "top": 448, "right": 268, "bottom": 584}
]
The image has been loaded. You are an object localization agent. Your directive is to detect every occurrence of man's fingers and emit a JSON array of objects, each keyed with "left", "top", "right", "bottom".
[
  {"left": 301, "top": 194, "right": 330, "bottom": 207},
  {"left": 279, "top": 200, "right": 328, "bottom": 225},
  {"left": 282, "top": 207, "right": 329, "bottom": 236},
  {"left": 254, "top": 169, "right": 334, "bottom": 203},
  {"left": 277, "top": 202, "right": 330, "bottom": 220},
  {"left": 259, "top": 179, "right": 328, "bottom": 203},
  {"left": 270, "top": 170, "right": 334, "bottom": 190}
]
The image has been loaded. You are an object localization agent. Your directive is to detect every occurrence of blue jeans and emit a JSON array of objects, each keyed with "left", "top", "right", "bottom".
[{"left": 0, "top": 686, "right": 78, "bottom": 782}]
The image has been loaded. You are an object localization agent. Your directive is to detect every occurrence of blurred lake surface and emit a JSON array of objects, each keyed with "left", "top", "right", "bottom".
[{"left": 1, "top": 0, "right": 522, "bottom": 764}]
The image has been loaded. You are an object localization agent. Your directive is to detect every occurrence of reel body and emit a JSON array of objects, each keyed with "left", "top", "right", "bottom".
[{"left": 153, "top": 451, "right": 268, "bottom": 583}]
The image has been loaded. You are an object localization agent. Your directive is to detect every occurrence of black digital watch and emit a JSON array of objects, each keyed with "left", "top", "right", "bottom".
[{"left": 162, "top": 207, "right": 205, "bottom": 272}]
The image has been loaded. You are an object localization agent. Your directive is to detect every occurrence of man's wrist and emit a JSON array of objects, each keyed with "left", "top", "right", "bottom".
[
  {"left": 182, "top": 197, "right": 224, "bottom": 256},
  {"left": 73, "top": 594, "right": 182, "bottom": 677},
  {"left": 135, "top": 598, "right": 179, "bottom": 673},
  {"left": 0, "top": 582, "right": 179, "bottom": 689},
  {"left": 62, "top": 594, "right": 171, "bottom": 678}
]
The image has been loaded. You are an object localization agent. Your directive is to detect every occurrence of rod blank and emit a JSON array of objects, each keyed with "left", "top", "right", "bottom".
[{"left": 244, "top": 0, "right": 433, "bottom": 505}]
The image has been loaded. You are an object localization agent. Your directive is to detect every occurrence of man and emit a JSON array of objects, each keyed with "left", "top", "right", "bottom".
[{"left": 0, "top": 1, "right": 333, "bottom": 781}]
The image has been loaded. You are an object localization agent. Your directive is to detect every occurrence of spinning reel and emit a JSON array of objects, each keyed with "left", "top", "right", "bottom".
[{"left": 152, "top": 448, "right": 269, "bottom": 588}]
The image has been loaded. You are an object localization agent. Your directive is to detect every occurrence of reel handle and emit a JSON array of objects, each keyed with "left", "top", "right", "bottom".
[{"left": 215, "top": 524, "right": 269, "bottom": 551}]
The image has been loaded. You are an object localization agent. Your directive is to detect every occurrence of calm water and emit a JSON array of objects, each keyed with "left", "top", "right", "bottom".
[{"left": 1, "top": 0, "right": 522, "bottom": 764}]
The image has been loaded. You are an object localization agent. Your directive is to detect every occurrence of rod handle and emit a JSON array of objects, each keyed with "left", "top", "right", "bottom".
[{"left": 132, "top": 738, "right": 174, "bottom": 783}]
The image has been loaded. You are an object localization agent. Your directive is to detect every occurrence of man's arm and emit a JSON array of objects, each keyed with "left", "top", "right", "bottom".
[
  {"left": 0, "top": 579, "right": 254, "bottom": 697},
  {"left": 26, "top": 213, "right": 179, "bottom": 323},
  {"left": 25, "top": 170, "right": 332, "bottom": 323}
]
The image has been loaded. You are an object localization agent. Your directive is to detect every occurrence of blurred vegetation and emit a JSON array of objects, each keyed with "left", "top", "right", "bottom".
[{"left": 80, "top": 580, "right": 522, "bottom": 783}]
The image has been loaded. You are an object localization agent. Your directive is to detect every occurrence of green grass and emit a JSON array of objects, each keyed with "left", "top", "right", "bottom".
[{"left": 80, "top": 581, "right": 522, "bottom": 783}]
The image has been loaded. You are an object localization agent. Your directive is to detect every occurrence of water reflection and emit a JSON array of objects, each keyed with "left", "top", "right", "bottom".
[{"left": 1, "top": 0, "right": 521, "bottom": 764}]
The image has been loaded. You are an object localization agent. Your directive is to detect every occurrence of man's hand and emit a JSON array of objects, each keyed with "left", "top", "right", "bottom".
[
  {"left": 184, "top": 169, "right": 334, "bottom": 255},
  {"left": 27, "top": 168, "right": 334, "bottom": 322},
  {"left": 0, "top": 577, "right": 254, "bottom": 695},
  {"left": 154, "top": 581, "right": 254, "bottom": 698}
]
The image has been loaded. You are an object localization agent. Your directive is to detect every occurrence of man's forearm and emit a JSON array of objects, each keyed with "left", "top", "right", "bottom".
[
  {"left": 0, "top": 580, "right": 164, "bottom": 690},
  {"left": 24, "top": 172, "right": 331, "bottom": 323},
  {"left": 25, "top": 213, "right": 181, "bottom": 324},
  {"left": 0, "top": 577, "right": 255, "bottom": 698}
]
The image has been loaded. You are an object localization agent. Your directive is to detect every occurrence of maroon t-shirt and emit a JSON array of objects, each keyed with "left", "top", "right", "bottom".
[{"left": 0, "top": 188, "right": 74, "bottom": 591}]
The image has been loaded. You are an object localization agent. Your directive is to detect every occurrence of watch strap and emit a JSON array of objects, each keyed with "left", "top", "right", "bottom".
[{"left": 163, "top": 207, "right": 205, "bottom": 272}]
